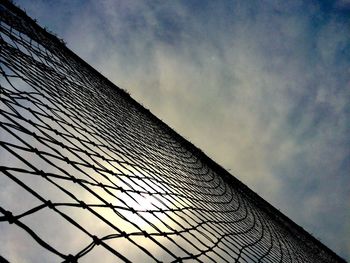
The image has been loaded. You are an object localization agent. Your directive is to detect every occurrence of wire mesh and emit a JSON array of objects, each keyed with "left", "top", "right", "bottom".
[{"left": 0, "top": 1, "right": 346, "bottom": 262}]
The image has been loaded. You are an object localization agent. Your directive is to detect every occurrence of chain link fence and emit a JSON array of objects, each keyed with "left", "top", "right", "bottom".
[{"left": 0, "top": 1, "right": 346, "bottom": 262}]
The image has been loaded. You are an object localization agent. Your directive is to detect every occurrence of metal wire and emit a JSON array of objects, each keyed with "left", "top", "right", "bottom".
[{"left": 0, "top": 1, "right": 346, "bottom": 262}]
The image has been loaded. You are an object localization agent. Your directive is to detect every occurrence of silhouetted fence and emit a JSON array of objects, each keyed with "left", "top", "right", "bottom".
[{"left": 0, "top": 1, "right": 345, "bottom": 262}]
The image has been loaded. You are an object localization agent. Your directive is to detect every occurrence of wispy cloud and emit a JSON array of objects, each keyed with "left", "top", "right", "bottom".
[{"left": 9, "top": 0, "right": 350, "bottom": 260}]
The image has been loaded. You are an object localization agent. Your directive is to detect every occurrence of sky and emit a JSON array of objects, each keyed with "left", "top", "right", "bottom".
[{"left": 7, "top": 0, "right": 350, "bottom": 260}]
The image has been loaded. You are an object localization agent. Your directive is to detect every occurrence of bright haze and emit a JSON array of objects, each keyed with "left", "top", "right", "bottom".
[{"left": 14, "top": 0, "right": 350, "bottom": 260}]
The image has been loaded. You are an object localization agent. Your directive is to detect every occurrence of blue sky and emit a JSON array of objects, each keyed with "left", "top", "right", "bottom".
[{"left": 11, "top": 0, "right": 350, "bottom": 260}]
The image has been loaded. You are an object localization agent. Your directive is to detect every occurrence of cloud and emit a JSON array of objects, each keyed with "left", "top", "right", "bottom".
[{"left": 5, "top": 0, "right": 350, "bottom": 260}]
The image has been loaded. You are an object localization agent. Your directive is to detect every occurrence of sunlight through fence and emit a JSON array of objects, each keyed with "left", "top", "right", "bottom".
[{"left": 0, "top": 1, "right": 345, "bottom": 262}]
